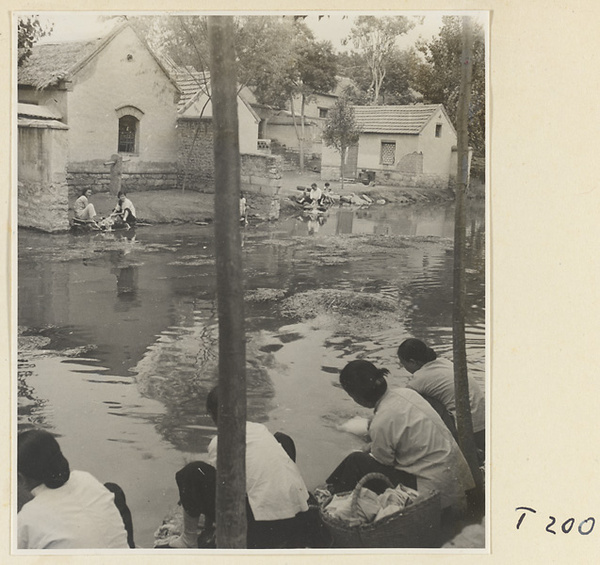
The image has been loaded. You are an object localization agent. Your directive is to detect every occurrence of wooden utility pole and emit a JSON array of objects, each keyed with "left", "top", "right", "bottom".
[
  {"left": 208, "top": 15, "right": 247, "bottom": 548},
  {"left": 453, "top": 16, "right": 484, "bottom": 497}
]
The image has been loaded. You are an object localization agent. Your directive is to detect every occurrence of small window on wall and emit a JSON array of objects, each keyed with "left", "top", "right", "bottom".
[
  {"left": 319, "top": 107, "right": 328, "bottom": 118},
  {"left": 380, "top": 141, "right": 396, "bottom": 165},
  {"left": 435, "top": 124, "right": 442, "bottom": 137},
  {"left": 118, "top": 115, "right": 138, "bottom": 153}
]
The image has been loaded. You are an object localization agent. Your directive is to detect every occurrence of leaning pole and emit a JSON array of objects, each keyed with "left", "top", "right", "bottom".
[
  {"left": 208, "top": 15, "right": 248, "bottom": 548},
  {"left": 453, "top": 15, "right": 484, "bottom": 495}
]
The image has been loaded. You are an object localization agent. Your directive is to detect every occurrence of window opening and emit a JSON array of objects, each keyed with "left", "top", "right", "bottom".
[
  {"left": 118, "top": 115, "right": 138, "bottom": 153},
  {"left": 380, "top": 141, "right": 396, "bottom": 165}
]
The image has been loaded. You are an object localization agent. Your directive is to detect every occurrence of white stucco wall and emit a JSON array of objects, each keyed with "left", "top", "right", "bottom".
[
  {"left": 417, "top": 108, "right": 457, "bottom": 176},
  {"left": 67, "top": 26, "right": 180, "bottom": 169},
  {"left": 181, "top": 92, "right": 259, "bottom": 154},
  {"left": 356, "top": 133, "right": 420, "bottom": 171}
]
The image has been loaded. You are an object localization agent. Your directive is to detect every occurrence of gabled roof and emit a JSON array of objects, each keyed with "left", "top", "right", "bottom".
[
  {"left": 18, "top": 21, "right": 181, "bottom": 94},
  {"left": 352, "top": 104, "right": 454, "bottom": 135},
  {"left": 160, "top": 56, "right": 209, "bottom": 110},
  {"left": 178, "top": 78, "right": 260, "bottom": 124}
]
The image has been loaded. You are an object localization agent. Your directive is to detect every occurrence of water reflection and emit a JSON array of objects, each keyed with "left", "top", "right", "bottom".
[{"left": 17, "top": 200, "right": 486, "bottom": 546}]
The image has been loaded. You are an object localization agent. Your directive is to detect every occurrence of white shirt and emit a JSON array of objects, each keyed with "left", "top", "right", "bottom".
[
  {"left": 208, "top": 422, "right": 309, "bottom": 521},
  {"left": 309, "top": 187, "right": 322, "bottom": 201},
  {"left": 18, "top": 470, "right": 129, "bottom": 549},
  {"left": 117, "top": 197, "right": 136, "bottom": 217},
  {"left": 73, "top": 195, "right": 89, "bottom": 218},
  {"left": 370, "top": 388, "right": 475, "bottom": 511},
  {"left": 407, "top": 358, "right": 485, "bottom": 433}
]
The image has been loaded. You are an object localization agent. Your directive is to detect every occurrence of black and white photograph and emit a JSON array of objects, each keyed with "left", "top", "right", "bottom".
[{"left": 14, "top": 10, "right": 488, "bottom": 553}]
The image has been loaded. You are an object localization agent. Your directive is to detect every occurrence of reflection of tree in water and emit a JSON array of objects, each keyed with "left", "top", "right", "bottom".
[
  {"left": 132, "top": 303, "right": 277, "bottom": 452},
  {"left": 402, "top": 205, "right": 485, "bottom": 350},
  {"left": 17, "top": 356, "right": 48, "bottom": 430}
]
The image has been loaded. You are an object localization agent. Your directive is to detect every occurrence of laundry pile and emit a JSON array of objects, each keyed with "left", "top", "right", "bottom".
[{"left": 323, "top": 482, "right": 419, "bottom": 527}]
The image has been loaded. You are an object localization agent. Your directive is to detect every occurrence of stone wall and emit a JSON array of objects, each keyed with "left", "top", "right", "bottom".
[
  {"left": 177, "top": 119, "right": 215, "bottom": 191},
  {"left": 18, "top": 123, "right": 70, "bottom": 232},
  {"left": 240, "top": 153, "right": 283, "bottom": 196},
  {"left": 370, "top": 170, "right": 450, "bottom": 189},
  {"left": 67, "top": 169, "right": 178, "bottom": 198},
  {"left": 177, "top": 119, "right": 283, "bottom": 195},
  {"left": 18, "top": 179, "right": 70, "bottom": 232}
]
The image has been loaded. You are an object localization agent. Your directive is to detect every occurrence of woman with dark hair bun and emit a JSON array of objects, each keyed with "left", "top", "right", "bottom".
[
  {"left": 17, "top": 429, "right": 131, "bottom": 549},
  {"left": 397, "top": 338, "right": 486, "bottom": 454},
  {"left": 326, "top": 360, "right": 475, "bottom": 518}
]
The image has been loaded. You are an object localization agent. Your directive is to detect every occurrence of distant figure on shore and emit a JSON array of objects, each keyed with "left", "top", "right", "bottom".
[
  {"left": 112, "top": 191, "right": 137, "bottom": 226},
  {"left": 165, "top": 386, "right": 310, "bottom": 549},
  {"left": 73, "top": 188, "right": 98, "bottom": 225},
  {"left": 326, "top": 360, "right": 474, "bottom": 520},
  {"left": 17, "top": 429, "right": 133, "bottom": 549},
  {"left": 240, "top": 192, "right": 248, "bottom": 224},
  {"left": 397, "top": 338, "right": 486, "bottom": 457}
]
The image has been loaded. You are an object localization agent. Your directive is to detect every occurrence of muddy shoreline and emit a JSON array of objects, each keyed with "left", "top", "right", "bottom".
[{"left": 73, "top": 171, "right": 482, "bottom": 226}]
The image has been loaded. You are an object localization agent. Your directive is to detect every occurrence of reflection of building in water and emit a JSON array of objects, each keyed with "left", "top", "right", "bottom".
[
  {"left": 374, "top": 223, "right": 391, "bottom": 235},
  {"left": 336, "top": 209, "right": 354, "bottom": 234},
  {"left": 116, "top": 265, "right": 138, "bottom": 297}
]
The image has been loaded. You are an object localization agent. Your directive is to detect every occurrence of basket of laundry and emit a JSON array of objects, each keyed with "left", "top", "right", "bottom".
[{"left": 319, "top": 472, "right": 442, "bottom": 548}]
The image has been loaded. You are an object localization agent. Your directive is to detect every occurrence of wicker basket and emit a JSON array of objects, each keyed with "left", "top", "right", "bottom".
[{"left": 320, "top": 472, "right": 442, "bottom": 548}]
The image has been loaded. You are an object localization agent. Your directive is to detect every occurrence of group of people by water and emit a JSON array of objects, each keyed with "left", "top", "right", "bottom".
[
  {"left": 73, "top": 189, "right": 137, "bottom": 230},
  {"left": 17, "top": 338, "right": 485, "bottom": 550},
  {"left": 295, "top": 182, "right": 377, "bottom": 212}
]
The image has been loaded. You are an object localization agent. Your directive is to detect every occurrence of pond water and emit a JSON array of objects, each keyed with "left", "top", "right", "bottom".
[{"left": 17, "top": 200, "right": 486, "bottom": 548}]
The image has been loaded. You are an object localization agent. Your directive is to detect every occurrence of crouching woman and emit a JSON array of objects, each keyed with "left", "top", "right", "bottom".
[
  {"left": 326, "top": 360, "right": 475, "bottom": 520},
  {"left": 17, "top": 429, "right": 132, "bottom": 549}
]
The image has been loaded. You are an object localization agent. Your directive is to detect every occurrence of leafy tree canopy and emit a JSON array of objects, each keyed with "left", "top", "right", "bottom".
[
  {"left": 343, "top": 15, "right": 421, "bottom": 104},
  {"left": 18, "top": 16, "right": 53, "bottom": 66},
  {"left": 411, "top": 16, "right": 486, "bottom": 156}
]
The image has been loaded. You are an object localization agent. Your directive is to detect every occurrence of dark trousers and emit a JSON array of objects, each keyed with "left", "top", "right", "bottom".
[
  {"left": 175, "top": 432, "right": 308, "bottom": 549},
  {"left": 104, "top": 482, "right": 135, "bottom": 548},
  {"left": 326, "top": 451, "right": 417, "bottom": 495}
]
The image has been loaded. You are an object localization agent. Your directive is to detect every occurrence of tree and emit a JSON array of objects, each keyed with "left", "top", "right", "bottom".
[
  {"left": 337, "top": 46, "right": 421, "bottom": 106},
  {"left": 18, "top": 16, "right": 53, "bottom": 66},
  {"left": 322, "top": 97, "right": 361, "bottom": 190},
  {"left": 411, "top": 16, "right": 486, "bottom": 157},
  {"left": 453, "top": 16, "right": 484, "bottom": 516},
  {"left": 343, "top": 15, "right": 420, "bottom": 104}
]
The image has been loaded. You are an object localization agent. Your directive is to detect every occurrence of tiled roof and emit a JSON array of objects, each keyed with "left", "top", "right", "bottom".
[
  {"left": 160, "top": 56, "right": 209, "bottom": 110},
  {"left": 352, "top": 104, "right": 445, "bottom": 135},
  {"left": 18, "top": 102, "right": 62, "bottom": 120},
  {"left": 18, "top": 40, "right": 101, "bottom": 88}
]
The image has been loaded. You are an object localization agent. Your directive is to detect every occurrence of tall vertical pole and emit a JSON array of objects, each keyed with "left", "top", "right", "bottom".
[
  {"left": 208, "top": 15, "right": 247, "bottom": 548},
  {"left": 453, "top": 16, "right": 484, "bottom": 495}
]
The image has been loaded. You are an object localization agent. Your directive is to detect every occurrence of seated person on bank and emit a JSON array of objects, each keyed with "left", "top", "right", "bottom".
[
  {"left": 73, "top": 188, "right": 99, "bottom": 226},
  {"left": 17, "top": 428, "right": 133, "bottom": 549},
  {"left": 167, "top": 386, "right": 310, "bottom": 549},
  {"left": 112, "top": 191, "right": 137, "bottom": 226},
  {"left": 326, "top": 360, "right": 475, "bottom": 520},
  {"left": 397, "top": 338, "right": 485, "bottom": 456}
]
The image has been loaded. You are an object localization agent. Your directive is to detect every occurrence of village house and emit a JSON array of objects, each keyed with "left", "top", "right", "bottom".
[
  {"left": 253, "top": 77, "right": 354, "bottom": 171},
  {"left": 17, "top": 21, "right": 281, "bottom": 231},
  {"left": 321, "top": 104, "right": 465, "bottom": 190},
  {"left": 18, "top": 21, "right": 182, "bottom": 196}
]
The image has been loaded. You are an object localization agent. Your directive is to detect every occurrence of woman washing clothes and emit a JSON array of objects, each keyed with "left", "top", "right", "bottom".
[
  {"left": 326, "top": 360, "right": 475, "bottom": 522},
  {"left": 112, "top": 191, "right": 137, "bottom": 227}
]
